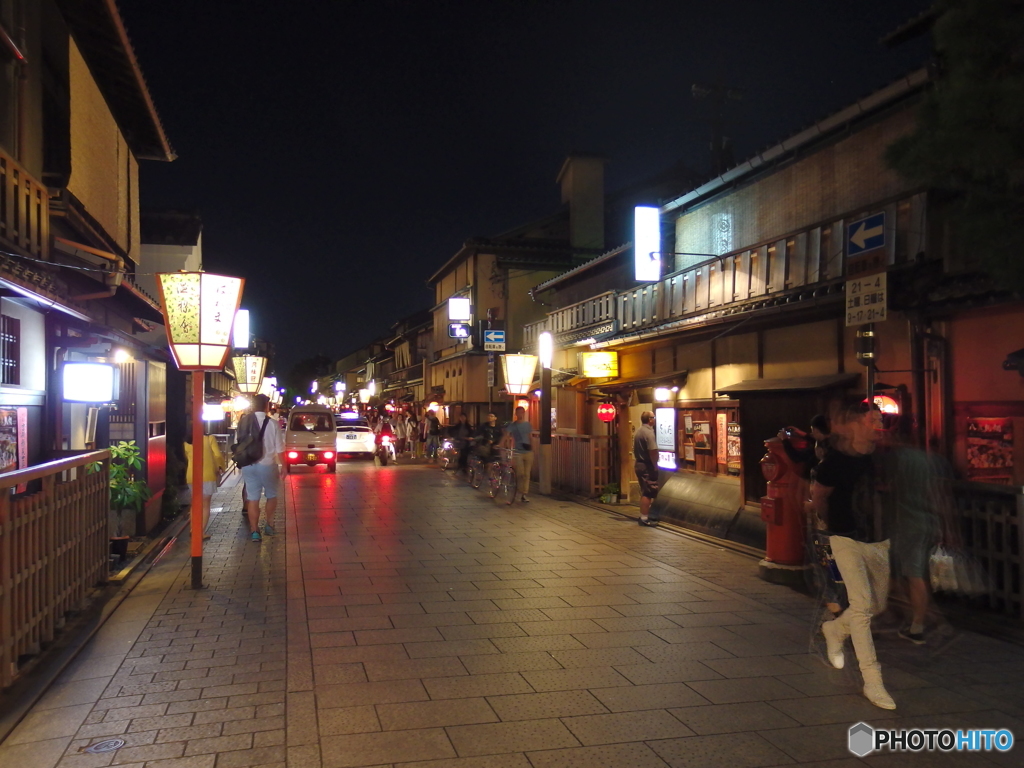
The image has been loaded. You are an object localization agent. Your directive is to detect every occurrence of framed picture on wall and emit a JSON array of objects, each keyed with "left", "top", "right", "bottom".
[
  {"left": 683, "top": 414, "right": 693, "bottom": 434},
  {"left": 692, "top": 421, "right": 710, "bottom": 449},
  {"left": 683, "top": 444, "right": 695, "bottom": 462}
]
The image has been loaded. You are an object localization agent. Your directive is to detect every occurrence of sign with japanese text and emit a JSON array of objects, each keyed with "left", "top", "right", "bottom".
[
  {"left": 655, "top": 407, "right": 676, "bottom": 452},
  {"left": 845, "top": 272, "right": 887, "bottom": 327}
]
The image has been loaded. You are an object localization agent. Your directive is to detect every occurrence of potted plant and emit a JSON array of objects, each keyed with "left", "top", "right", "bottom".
[
  {"left": 599, "top": 482, "right": 620, "bottom": 504},
  {"left": 103, "top": 441, "right": 152, "bottom": 560}
]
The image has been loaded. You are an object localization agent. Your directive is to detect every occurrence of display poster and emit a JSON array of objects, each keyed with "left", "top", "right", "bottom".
[
  {"left": 684, "top": 444, "right": 695, "bottom": 462},
  {"left": 0, "top": 408, "right": 17, "bottom": 474},
  {"left": 692, "top": 421, "right": 710, "bottom": 449},
  {"left": 716, "top": 413, "right": 728, "bottom": 464},
  {"left": 966, "top": 417, "right": 1013, "bottom": 482},
  {"left": 683, "top": 414, "right": 693, "bottom": 434},
  {"left": 655, "top": 407, "right": 676, "bottom": 452},
  {"left": 727, "top": 422, "right": 742, "bottom": 475}
]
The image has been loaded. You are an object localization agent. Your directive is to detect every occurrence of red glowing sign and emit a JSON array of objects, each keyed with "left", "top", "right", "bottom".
[
  {"left": 874, "top": 394, "right": 900, "bottom": 415},
  {"left": 597, "top": 403, "right": 617, "bottom": 422}
]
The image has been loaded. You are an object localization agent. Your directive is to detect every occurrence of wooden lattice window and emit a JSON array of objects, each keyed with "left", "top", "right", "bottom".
[{"left": 0, "top": 314, "right": 20, "bottom": 385}]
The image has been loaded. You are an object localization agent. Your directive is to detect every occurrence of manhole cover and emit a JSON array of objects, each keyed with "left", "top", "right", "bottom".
[{"left": 84, "top": 739, "right": 125, "bottom": 754}]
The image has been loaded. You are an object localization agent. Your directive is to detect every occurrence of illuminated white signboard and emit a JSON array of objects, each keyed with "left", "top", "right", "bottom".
[{"left": 634, "top": 206, "right": 661, "bottom": 281}]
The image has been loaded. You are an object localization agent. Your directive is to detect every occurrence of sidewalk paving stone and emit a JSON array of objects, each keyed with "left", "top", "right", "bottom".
[{"left": 3, "top": 463, "right": 1023, "bottom": 768}]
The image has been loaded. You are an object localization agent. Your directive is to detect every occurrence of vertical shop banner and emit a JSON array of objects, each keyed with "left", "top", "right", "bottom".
[
  {"left": 16, "top": 406, "right": 27, "bottom": 493},
  {"left": 966, "top": 417, "right": 1014, "bottom": 482},
  {"left": 716, "top": 413, "right": 728, "bottom": 465}
]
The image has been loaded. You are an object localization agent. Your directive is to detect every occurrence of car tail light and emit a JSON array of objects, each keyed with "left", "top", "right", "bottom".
[
  {"left": 287, "top": 451, "right": 298, "bottom": 459},
  {"left": 324, "top": 452, "right": 334, "bottom": 459}
]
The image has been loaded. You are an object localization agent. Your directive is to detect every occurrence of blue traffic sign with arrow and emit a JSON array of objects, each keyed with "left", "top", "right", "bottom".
[
  {"left": 483, "top": 330, "right": 505, "bottom": 344},
  {"left": 847, "top": 213, "right": 885, "bottom": 256}
]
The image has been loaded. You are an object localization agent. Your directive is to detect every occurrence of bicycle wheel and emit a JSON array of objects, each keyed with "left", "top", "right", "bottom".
[
  {"left": 502, "top": 467, "right": 517, "bottom": 505},
  {"left": 487, "top": 462, "right": 500, "bottom": 498}
]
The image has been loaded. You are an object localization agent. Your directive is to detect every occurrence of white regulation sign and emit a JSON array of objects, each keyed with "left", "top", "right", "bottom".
[{"left": 845, "top": 272, "right": 887, "bottom": 327}]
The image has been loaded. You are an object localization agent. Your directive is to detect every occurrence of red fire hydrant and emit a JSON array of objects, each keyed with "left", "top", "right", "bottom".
[{"left": 759, "top": 438, "right": 807, "bottom": 566}]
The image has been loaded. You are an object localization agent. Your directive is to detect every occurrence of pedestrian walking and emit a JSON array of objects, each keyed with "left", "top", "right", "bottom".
[
  {"left": 236, "top": 394, "right": 285, "bottom": 542},
  {"left": 424, "top": 409, "right": 442, "bottom": 460},
  {"left": 452, "top": 412, "right": 474, "bottom": 474},
  {"left": 813, "top": 399, "right": 895, "bottom": 710},
  {"left": 406, "top": 413, "right": 420, "bottom": 457},
  {"left": 634, "top": 411, "right": 660, "bottom": 526},
  {"left": 882, "top": 433, "right": 942, "bottom": 645},
  {"left": 184, "top": 431, "right": 225, "bottom": 539},
  {"left": 505, "top": 406, "right": 533, "bottom": 502}
]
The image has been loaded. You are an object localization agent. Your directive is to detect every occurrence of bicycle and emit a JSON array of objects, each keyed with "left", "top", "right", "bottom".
[
  {"left": 467, "top": 449, "right": 484, "bottom": 489},
  {"left": 488, "top": 447, "right": 517, "bottom": 505}
]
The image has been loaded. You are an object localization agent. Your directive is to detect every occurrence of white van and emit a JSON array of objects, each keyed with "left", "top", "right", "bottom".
[{"left": 285, "top": 405, "right": 337, "bottom": 473}]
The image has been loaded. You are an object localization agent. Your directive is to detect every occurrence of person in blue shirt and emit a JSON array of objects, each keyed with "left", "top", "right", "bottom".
[{"left": 504, "top": 406, "right": 533, "bottom": 502}]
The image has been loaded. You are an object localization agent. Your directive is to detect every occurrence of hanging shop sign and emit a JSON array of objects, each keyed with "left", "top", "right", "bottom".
[
  {"left": 580, "top": 351, "right": 619, "bottom": 378},
  {"left": 63, "top": 363, "right": 116, "bottom": 403},
  {"left": 634, "top": 206, "right": 662, "bottom": 282},
  {"left": 596, "top": 403, "right": 617, "bottom": 422}
]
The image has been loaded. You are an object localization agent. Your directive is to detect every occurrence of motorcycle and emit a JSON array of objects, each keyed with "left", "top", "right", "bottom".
[{"left": 375, "top": 433, "right": 397, "bottom": 466}]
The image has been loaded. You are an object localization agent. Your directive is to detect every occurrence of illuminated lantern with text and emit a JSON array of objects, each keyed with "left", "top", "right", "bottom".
[
  {"left": 230, "top": 354, "right": 267, "bottom": 395},
  {"left": 597, "top": 403, "right": 617, "bottom": 423}
]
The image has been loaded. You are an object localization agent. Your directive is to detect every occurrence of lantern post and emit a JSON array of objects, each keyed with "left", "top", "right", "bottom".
[{"left": 157, "top": 272, "right": 244, "bottom": 589}]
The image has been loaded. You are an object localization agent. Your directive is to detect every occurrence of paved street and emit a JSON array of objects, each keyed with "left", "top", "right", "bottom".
[{"left": 2, "top": 461, "right": 1023, "bottom": 768}]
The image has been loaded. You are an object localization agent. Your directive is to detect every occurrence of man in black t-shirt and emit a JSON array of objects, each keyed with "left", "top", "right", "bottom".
[{"left": 812, "top": 400, "right": 894, "bottom": 711}]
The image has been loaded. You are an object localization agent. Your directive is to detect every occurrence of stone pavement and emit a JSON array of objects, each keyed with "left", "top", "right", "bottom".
[{"left": 2, "top": 461, "right": 1023, "bottom": 768}]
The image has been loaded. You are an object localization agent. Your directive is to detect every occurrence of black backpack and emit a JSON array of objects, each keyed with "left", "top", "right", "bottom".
[{"left": 232, "top": 414, "right": 270, "bottom": 468}]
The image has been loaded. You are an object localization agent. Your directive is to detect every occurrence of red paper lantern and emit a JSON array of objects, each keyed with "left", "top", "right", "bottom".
[{"left": 597, "top": 403, "right": 617, "bottom": 422}]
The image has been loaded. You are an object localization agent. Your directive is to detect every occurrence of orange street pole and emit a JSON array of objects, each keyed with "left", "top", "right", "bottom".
[{"left": 191, "top": 371, "right": 205, "bottom": 589}]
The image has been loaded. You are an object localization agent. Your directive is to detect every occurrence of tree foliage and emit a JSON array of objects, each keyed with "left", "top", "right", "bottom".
[{"left": 885, "top": 0, "right": 1024, "bottom": 288}]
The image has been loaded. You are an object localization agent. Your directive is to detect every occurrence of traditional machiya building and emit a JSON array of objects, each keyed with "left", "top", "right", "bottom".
[
  {"left": 0, "top": 0, "right": 176, "bottom": 533},
  {"left": 425, "top": 155, "right": 609, "bottom": 427},
  {"left": 526, "top": 67, "right": 1024, "bottom": 618}
]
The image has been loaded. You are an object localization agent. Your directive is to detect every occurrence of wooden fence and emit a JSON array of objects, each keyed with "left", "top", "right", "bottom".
[
  {"left": 0, "top": 451, "right": 111, "bottom": 688},
  {"left": 526, "top": 433, "right": 611, "bottom": 498},
  {"left": 953, "top": 480, "right": 1023, "bottom": 622}
]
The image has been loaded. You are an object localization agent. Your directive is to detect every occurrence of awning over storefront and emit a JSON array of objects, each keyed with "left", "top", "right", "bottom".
[
  {"left": 586, "top": 371, "right": 688, "bottom": 391},
  {"left": 714, "top": 373, "right": 859, "bottom": 395}
]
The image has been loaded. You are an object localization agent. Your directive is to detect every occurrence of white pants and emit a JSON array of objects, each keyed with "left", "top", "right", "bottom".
[{"left": 828, "top": 536, "right": 890, "bottom": 675}]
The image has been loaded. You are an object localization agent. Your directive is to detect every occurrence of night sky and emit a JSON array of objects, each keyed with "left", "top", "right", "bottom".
[{"left": 121, "top": 0, "right": 930, "bottom": 375}]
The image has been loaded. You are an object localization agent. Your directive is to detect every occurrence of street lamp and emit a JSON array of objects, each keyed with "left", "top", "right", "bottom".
[
  {"left": 500, "top": 354, "right": 538, "bottom": 395},
  {"left": 230, "top": 354, "right": 267, "bottom": 395},
  {"left": 157, "top": 272, "right": 244, "bottom": 589}
]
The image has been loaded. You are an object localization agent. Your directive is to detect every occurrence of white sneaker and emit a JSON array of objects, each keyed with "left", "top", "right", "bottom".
[
  {"left": 862, "top": 673, "right": 897, "bottom": 710},
  {"left": 821, "top": 619, "right": 845, "bottom": 670}
]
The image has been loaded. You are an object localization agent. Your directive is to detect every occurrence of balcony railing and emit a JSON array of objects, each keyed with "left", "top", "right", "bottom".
[
  {"left": 0, "top": 451, "right": 111, "bottom": 688},
  {"left": 0, "top": 148, "right": 50, "bottom": 261},
  {"left": 524, "top": 235, "right": 850, "bottom": 346},
  {"left": 524, "top": 292, "right": 616, "bottom": 347}
]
